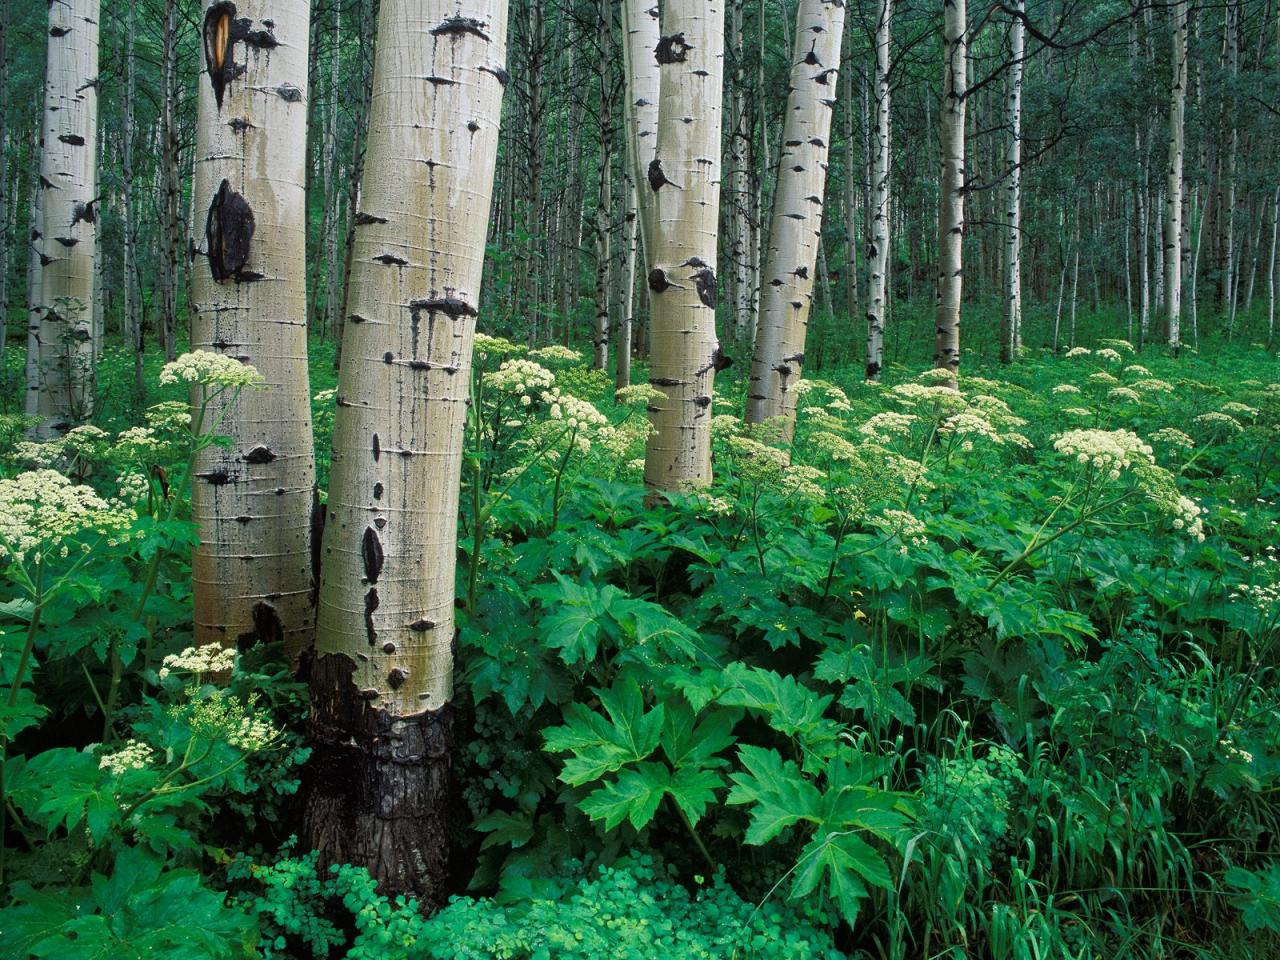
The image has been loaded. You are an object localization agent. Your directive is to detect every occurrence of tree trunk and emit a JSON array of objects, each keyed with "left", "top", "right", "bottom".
[
  {"left": 866, "top": 0, "right": 892, "bottom": 379},
  {"left": 643, "top": 0, "right": 727, "bottom": 491},
  {"left": 123, "top": 3, "right": 144, "bottom": 400},
  {"left": 305, "top": 0, "right": 508, "bottom": 901},
  {"left": 616, "top": 178, "right": 637, "bottom": 389},
  {"left": 23, "top": 127, "right": 42, "bottom": 419},
  {"left": 1268, "top": 186, "right": 1278, "bottom": 345},
  {"left": 189, "top": 0, "right": 319, "bottom": 660},
  {"left": 746, "top": 0, "right": 845, "bottom": 436},
  {"left": 0, "top": 0, "right": 8, "bottom": 359},
  {"left": 592, "top": 0, "right": 614, "bottom": 371},
  {"left": 160, "top": 0, "right": 181, "bottom": 362},
  {"left": 934, "top": 0, "right": 966, "bottom": 386},
  {"left": 322, "top": 7, "right": 344, "bottom": 339},
  {"left": 1163, "top": 0, "right": 1187, "bottom": 351},
  {"left": 33, "top": 0, "right": 100, "bottom": 435},
  {"left": 726, "top": 0, "right": 753, "bottom": 344},
  {"left": 999, "top": 0, "right": 1023, "bottom": 364}
]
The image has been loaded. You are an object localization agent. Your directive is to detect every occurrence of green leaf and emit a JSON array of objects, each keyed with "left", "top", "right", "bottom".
[
  {"left": 543, "top": 678, "right": 663, "bottom": 786},
  {"left": 579, "top": 762, "right": 670, "bottom": 830},
  {"left": 659, "top": 700, "right": 736, "bottom": 771},
  {"left": 665, "top": 764, "right": 724, "bottom": 827},
  {"left": 726, "top": 745, "right": 821, "bottom": 844},
  {"left": 791, "top": 831, "right": 874, "bottom": 927}
]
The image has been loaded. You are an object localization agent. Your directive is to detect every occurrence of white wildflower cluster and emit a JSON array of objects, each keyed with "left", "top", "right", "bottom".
[
  {"left": 0, "top": 470, "right": 136, "bottom": 563},
  {"left": 1098, "top": 338, "right": 1135, "bottom": 354},
  {"left": 779, "top": 463, "right": 826, "bottom": 504},
  {"left": 1087, "top": 371, "right": 1119, "bottom": 386},
  {"left": 542, "top": 389, "right": 610, "bottom": 433},
  {"left": 474, "top": 333, "right": 525, "bottom": 359},
  {"left": 114, "top": 426, "right": 167, "bottom": 462},
  {"left": 809, "top": 431, "right": 862, "bottom": 463},
  {"left": 961, "top": 376, "right": 1002, "bottom": 392},
  {"left": 939, "top": 412, "right": 1005, "bottom": 447},
  {"left": 487, "top": 358, "right": 556, "bottom": 406},
  {"left": 795, "top": 379, "right": 853, "bottom": 413},
  {"left": 145, "top": 401, "right": 193, "bottom": 431},
  {"left": 1003, "top": 432, "right": 1035, "bottom": 450},
  {"left": 1064, "top": 347, "right": 1091, "bottom": 358},
  {"left": 1168, "top": 494, "right": 1205, "bottom": 540},
  {"left": 1052, "top": 429, "right": 1154, "bottom": 481},
  {"left": 159, "top": 643, "right": 236, "bottom": 679},
  {"left": 159, "top": 351, "right": 265, "bottom": 389},
  {"left": 1052, "top": 384, "right": 1081, "bottom": 395},
  {"left": 1123, "top": 364, "right": 1151, "bottom": 377},
  {"left": 858, "top": 411, "right": 918, "bottom": 443},
  {"left": 1132, "top": 378, "right": 1174, "bottom": 394},
  {"left": 99, "top": 739, "right": 155, "bottom": 775},
  {"left": 798, "top": 406, "right": 845, "bottom": 431},
  {"left": 1093, "top": 348, "right": 1123, "bottom": 363},
  {"left": 116, "top": 471, "right": 153, "bottom": 506},
  {"left": 1193, "top": 412, "right": 1244, "bottom": 434},
  {"left": 969, "top": 395, "right": 1026, "bottom": 429},
  {"left": 182, "top": 693, "right": 280, "bottom": 751},
  {"left": 889, "top": 382, "right": 966, "bottom": 413},
  {"left": 1219, "top": 738, "right": 1254, "bottom": 765},
  {"left": 1063, "top": 407, "right": 1094, "bottom": 418},
  {"left": 63, "top": 425, "right": 110, "bottom": 458},
  {"left": 711, "top": 414, "right": 744, "bottom": 438},
  {"left": 917, "top": 367, "right": 960, "bottom": 384},
  {"left": 688, "top": 492, "right": 735, "bottom": 517},
  {"left": 1151, "top": 428, "right": 1194, "bottom": 450},
  {"left": 1221, "top": 401, "right": 1258, "bottom": 419},
  {"left": 1107, "top": 387, "right": 1142, "bottom": 404},
  {"left": 529, "top": 344, "right": 583, "bottom": 366},
  {"left": 872, "top": 509, "right": 928, "bottom": 554},
  {"left": 614, "top": 384, "right": 665, "bottom": 408}
]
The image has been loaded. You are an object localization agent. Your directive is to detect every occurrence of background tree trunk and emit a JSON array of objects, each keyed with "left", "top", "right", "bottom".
[
  {"left": 1164, "top": 0, "right": 1187, "bottom": 351},
  {"left": 306, "top": 0, "right": 509, "bottom": 901},
  {"left": 746, "top": 0, "right": 846, "bottom": 438},
  {"left": 999, "top": 0, "right": 1023, "bottom": 364},
  {"left": 934, "top": 0, "right": 966, "bottom": 386},
  {"left": 33, "top": 0, "right": 100, "bottom": 435},
  {"left": 865, "top": 0, "right": 892, "bottom": 380}
]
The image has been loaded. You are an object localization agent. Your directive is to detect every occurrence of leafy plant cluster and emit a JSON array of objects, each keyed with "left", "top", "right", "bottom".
[{"left": 2, "top": 337, "right": 1280, "bottom": 958}]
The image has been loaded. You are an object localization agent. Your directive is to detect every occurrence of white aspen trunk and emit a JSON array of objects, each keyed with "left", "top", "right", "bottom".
[
  {"left": 621, "top": 0, "right": 660, "bottom": 269},
  {"left": 1223, "top": 0, "right": 1239, "bottom": 328},
  {"left": 841, "top": 66, "right": 858, "bottom": 324},
  {"left": 123, "top": 2, "right": 143, "bottom": 399},
  {"left": 306, "top": 0, "right": 509, "bottom": 899},
  {"left": 643, "top": 0, "right": 727, "bottom": 490},
  {"left": 727, "top": 0, "right": 754, "bottom": 343},
  {"left": 34, "top": 0, "right": 99, "bottom": 435},
  {"left": 190, "top": 0, "right": 318, "bottom": 659},
  {"left": 934, "top": 0, "right": 965, "bottom": 386},
  {"left": 24, "top": 129, "right": 43, "bottom": 418},
  {"left": 592, "top": 0, "right": 614, "bottom": 371},
  {"left": 745, "top": 0, "right": 845, "bottom": 437},
  {"left": 160, "top": 0, "right": 180, "bottom": 362},
  {"left": 865, "top": 0, "right": 892, "bottom": 379},
  {"left": 322, "top": 8, "right": 343, "bottom": 339},
  {"left": 1268, "top": 185, "right": 1278, "bottom": 344},
  {"left": 1069, "top": 209, "right": 1081, "bottom": 348},
  {"left": 0, "top": 0, "right": 8, "bottom": 359},
  {"left": 1153, "top": 184, "right": 1164, "bottom": 318},
  {"left": 1000, "top": 0, "right": 1023, "bottom": 364},
  {"left": 616, "top": 178, "right": 637, "bottom": 389},
  {"left": 1124, "top": 205, "right": 1133, "bottom": 342},
  {"left": 1163, "top": 0, "right": 1187, "bottom": 350}
]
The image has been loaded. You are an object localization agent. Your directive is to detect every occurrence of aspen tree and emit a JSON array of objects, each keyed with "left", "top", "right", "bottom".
[
  {"left": 726, "top": 0, "right": 754, "bottom": 343},
  {"left": 999, "top": 0, "right": 1023, "bottom": 365},
  {"left": 746, "top": 0, "right": 846, "bottom": 437},
  {"left": 1164, "top": 0, "right": 1187, "bottom": 351},
  {"left": 592, "top": 0, "right": 614, "bottom": 371},
  {"left": 305, "top": 0, "right": 509, "bottom": 898},
  {"left": 123, "top": 1, "right": 143, "bottom": 398},
  {"left": 24, "top": 136, "right": 42, "bottom": 419},
  {"left": 189, "top": 0, "right": 318, "bottom": 658},
  {"left": 1269, "top": 186, "right": 1278, "bottom": 344},
  {"left": 621, "top": 0, "right": 660, "bottom": 261},
  {"left": 32, "top": 0, "right": 100, "bottom": 435},
  {"left": 934, "top": 0, "right": 966, "bottom": 387},
  {"left": 160, "top": 0, "right": 181, "bottom": 361},
  {"left": 0, "top": 0, "right": 8, "bottom": 359},
  {"left": 643, "top": 0, "right": 728, "bottom": 491},
  {"left": 866, "top": 0, "right": 892, "bottom": 380}
]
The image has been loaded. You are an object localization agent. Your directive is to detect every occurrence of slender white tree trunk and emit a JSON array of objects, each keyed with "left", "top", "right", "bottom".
[
  {"left": 727, "top": 0, "right": 754, "bottom": 344},
  {"left": 23, "top": 129, "right": 43, "bottom": 418},
  {"left": 189, "top": 0, "right": 318, "bottom": 659},
  {"left": 1000, "top": 0, "right": 1023, "bottom": 364},
  {"left": 123, "top": 2, "right": 144, "bottom": 398},
  {"left": 160, "top": 0, "right": 180, "bottom": 362},
  {"left": 592, "top": 0, "right": 614, "bottom": 371},
  {"left": 1268, "top": 185, "right": 1278, "bottom": 344},
  {"left": 865, "top": 0, "right": 892, "bottom": 379},
  {"left": 0, "top": 0, "right": 8, "bottom": 360},
  {"left": 616, "top": 178, "right": 637, "bottom": 389},
  {"left": 1164, "top": 0, "right": 1187, "bottom": 351},
  {"left": 746, "top": 0, "right": 845, "bottom": 436},
  {"left": 621, "top": 0, "right": 660, "bottom": 271},
  {"left": 643, "top": 0, "right": 728, "bottom": 490},
  {"left": 306, "top": 0, "right": 509, "bottom": 900},
  {"left": 33, "top": 0, "right": 100, "bottom": 435},
  {"left": 934, "top": 0, "right": 966, "bottom": 386}
]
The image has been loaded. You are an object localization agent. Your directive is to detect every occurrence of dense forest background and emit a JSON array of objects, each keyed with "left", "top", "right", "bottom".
[{"left": 1, "top": 0, "right": 1277, "bottom": 374}]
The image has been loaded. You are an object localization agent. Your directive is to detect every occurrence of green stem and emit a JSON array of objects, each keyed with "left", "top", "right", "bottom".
[
  {"left": 670, "top": 795, "right": 717, "bottom": 874},
  {"left": 0, "top": 559, "right": 45, "bottom": 891}
]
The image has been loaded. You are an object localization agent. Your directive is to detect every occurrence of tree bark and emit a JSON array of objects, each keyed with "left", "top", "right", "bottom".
[
  {"left": 160, "top": 0, "right": 181, "bottom": 362},
  {"left": 934, "top": 0, "right": 966, "bottom": 386},
  {"left": 189, "top": 0, "right": 320, "bottom": 661},
  {"left": 746, "top": 0, "right": 845, "bottom": 437},
  {"left": 642, "top": 0, "right": 727, "bottom": 491},
  {"left": 864, "top": 0, "right": 892, "bottom": 379},
  {"left": 305, "top": 0, "right": 509, "bottom": 901},
  {"left": 999, "top": 0, "right": 1023, "bottom": 364},
  {"left": 1163, "top": 0, "right": 1187, "bottom": 351},
  {"left": 592, "top": 0, "right": 614, "bottom": 371},
  {"left": 33, "top": 0, "right": 100, "bottom": 435}
]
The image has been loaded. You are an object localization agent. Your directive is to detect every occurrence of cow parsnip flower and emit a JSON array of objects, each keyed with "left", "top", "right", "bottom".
[
  {"left": 0, "top": 470, "right": 137, "bottom": 563},
  {"left": 858, "top": 411, "right": 918, "bottom": 442},
  {"left": 940, "top": 412, "right": 1005, "bottom": 445},
  {"left": 614, "top": 384, "right": 665, "bottom": 408},
  {"left": 1151, "top": 428, "right": 1194, "bottom": 450},
  {"left": 474, "top": 333, "right": 526, "bottom": 359},
  {"left": 98, "top": 739, "right": 155, "bottom": 775},
  {"left": 1052, "top": 384, "right": 1081, "bottom": 395},
  {"left": 1123, "top": 364, "right": 1151, "bottom": 377},
  {"left": 1193, "top": 412, "right": 1244, "bottom": 434},
  {"left": 1094, "top": 348, "right": 1123, "bottom": 363},
  {"left": 1132, "top": 378, "right": 1174, "bottom": 394},
  {"left": 1064, "top": 347, "right": 1092, "bottom": 358},
  {"left": 487, "top": 359, "right": 555, "bottom": 401},
  {"left": 159, "top": 643, "right": 237, "bottom": 678},
  {"left": 1052, "top": 429, "right": 1154, "bottom": 480},
  {"left": 144, "top": 401, "right": 193, "bottom": 431},
  {"left": 159, "top": 351, "right": 265, "bottom": 389},
  {"left": 1108, "top": 387, "right": 1142, "bottom": 404},
  {"left": 530, "top": 344, "right": 583, "bottom": 366},
  {"left": 1221, "top": 401, "right": 1258, "bottom": 419},
  {"left": 1098, "top": 338, "right": 1136, "bottom": 354},
  {"left": 1087, "top": 371, "right": 1119, "bottom": 386}
]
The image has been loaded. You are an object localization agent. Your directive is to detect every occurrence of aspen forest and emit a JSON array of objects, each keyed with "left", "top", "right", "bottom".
[{"left": 4, "top": 0, "right": 1280, "bottom": 956}]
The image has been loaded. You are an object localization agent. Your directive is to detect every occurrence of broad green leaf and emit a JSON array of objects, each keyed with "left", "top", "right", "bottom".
[
  {"left": 579, "top": 761, "right": 670, "bottom": 830},
  {"left": 727, "top": 745, "right": 821, "bottom": 844}
]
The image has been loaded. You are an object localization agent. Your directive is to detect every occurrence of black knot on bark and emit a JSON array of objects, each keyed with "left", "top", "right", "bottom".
[
  {"left": 431, "top": 16, "right": 489, "bottom": 41},
  {"left": 205, "top": 179, "right": 255, "bottom": 282},
  {"left": 362, "top": 527, "right": 385, "bottom": 584},
  {"left": 712, "top": 346, "right": 733, "bottom": 372},
  {"left": 655, "top": 32, "right": 691, "bottom": 64},
  {"left": 244, "top": 445, "right": 277, "bottom": 464},
  {"left": 693, "top": 268, "right": 717, "bottom": 309},
  {"left": 647, "top": 158, "right": 674, "bottom": 192},
  {"left": 648, "top": 268, "right": 670, "bottom": 293}
]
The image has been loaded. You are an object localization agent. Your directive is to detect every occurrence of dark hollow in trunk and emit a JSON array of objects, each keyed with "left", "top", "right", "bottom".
[{"left": 303, "top": 652, "right": 452, "bottom": 903}]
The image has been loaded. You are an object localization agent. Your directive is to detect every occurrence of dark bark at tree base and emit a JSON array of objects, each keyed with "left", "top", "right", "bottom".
[{"left": 302, "top": 652, "right": 453, "bottom": 903}]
